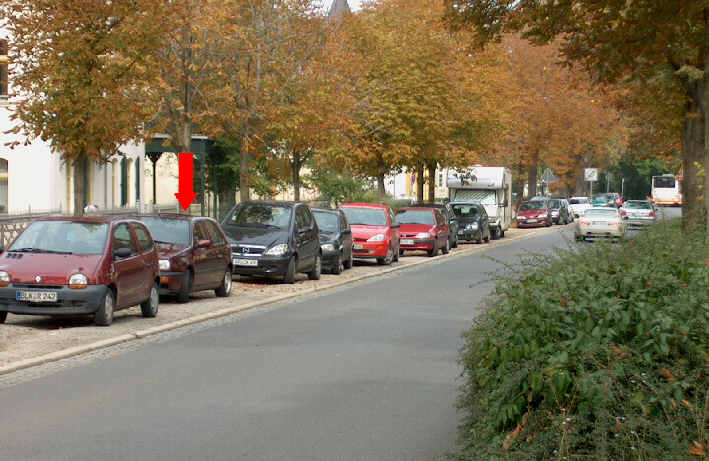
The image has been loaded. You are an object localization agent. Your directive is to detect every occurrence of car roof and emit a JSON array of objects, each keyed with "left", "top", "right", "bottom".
[
  {"left": 36, "top": 216, "right": 128, "bottom": 224},
  {"left": 240, "top": 200, "right": 296, "bottom": 207},
  {"left": 412, "top": 202, "right": 446, "bottom": 209},
  {"left": 340, "top": 202, "right": 388, "bottom": 209},
  {"left": 133, "top": 213, "right": 203, "bottom": 221},
  {"left": 311, "top": 208, "right": 341, "bottom": 215},
  {"left": 398, "top": 207, "right": 436, "bottom": 212}
]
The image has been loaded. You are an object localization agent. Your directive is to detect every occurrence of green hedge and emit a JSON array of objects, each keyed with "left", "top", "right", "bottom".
[{"left": 454, "top": 222, "right": 709, "bottom": 460}]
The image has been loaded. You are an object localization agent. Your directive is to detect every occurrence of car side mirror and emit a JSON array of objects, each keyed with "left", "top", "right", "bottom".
[
  {"left": 113, "top": 247, "right": 132, "bottom": 259},
  {"left": 197, "top": 239, "right": 211, "bottom": 248}
]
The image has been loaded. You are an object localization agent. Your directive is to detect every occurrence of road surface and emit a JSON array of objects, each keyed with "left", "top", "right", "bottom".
[{"left": 0, "top": 228, "right": 570, "bottom": 461}]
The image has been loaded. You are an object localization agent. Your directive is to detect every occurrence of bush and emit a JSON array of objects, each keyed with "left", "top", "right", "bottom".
[{"left": 454, "top": 221, "right": 709, "bottom": 460}]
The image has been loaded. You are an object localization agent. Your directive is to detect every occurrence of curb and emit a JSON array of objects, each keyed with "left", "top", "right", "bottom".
[{"left": 0, "top": 226, "right": 561, "bottom": 376}]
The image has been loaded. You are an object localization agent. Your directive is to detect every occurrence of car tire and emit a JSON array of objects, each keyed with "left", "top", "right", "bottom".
[
  {"left": 0, "top": 311, "right": 7, "bottom": 324},
  {"left": 332, "top": 252, "right": 344, "bottom": 275},
  {"left": 308, "top": 253, "right": 322, "bottom": 280},
  {"left": 140, "top": 283, "right": 159, "bottom": 318},
  {"left": 94, "top": 288, "right": 115, "bottom": 327},
  {"left": 452, "top": 235, "right": 458, "bottom": 248},
  {"left": 176, "top": 270, "right": 192, "bottom": 303},
  {"left": 476, "top": 232, "right": 483, "bottom": 244},
  {"left": 283, "top": 257, "right": 297, "bottom": 284},
  {"left": 215, "top": 269, "right": 233, "bottom": 297},
  {"left": 442, "top": 238, "right": 450, "bottom": 254},
  {"left": 377, "top": 246, "right": 394, "bottom": 265},
  {"left": 484, "top": 229, "right": 491, "bottom": 243},
  {"left": 427, "top": 241, "right": 438, "bottom": 257},
  {"left": 393, "top": 245, "right": 400, "bottom": 262},
  {"left": 343, "top": 250, "right": 353, "bottom": 270},
  {"left": 546, "top": 220, "right": 552, "bottom": 227},
  {"left": 491, "top": 228, "right": 500, "bottom": 240},
  {"left": 500, "top": 229, "right": 505, "bottom": 238}
]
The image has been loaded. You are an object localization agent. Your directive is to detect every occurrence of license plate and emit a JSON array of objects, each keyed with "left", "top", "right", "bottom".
[
  {"left": 592, "top": 221, "right": 606, "bottom": 225},
  {"left": 401, "top": 239, "right": 414, "bottom": 246},
  {"left": 353, "top": 244, "right": 364, "bottom": 250},
  {"left": 17, "top": 290, "right": 57, "bottom": 303},
  {"left": 234, "top": 258, "right": 258, "bottom": 267},
  {"left": 527, "top": 219, "right": 537, "bottom": 223},
  {"left": 457, "top": 231, "right": 465, "bottom": 236}
]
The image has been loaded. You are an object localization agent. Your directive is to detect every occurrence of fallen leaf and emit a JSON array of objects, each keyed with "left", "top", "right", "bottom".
[
  {"left": 503, "top": 424, "right": 522, "bottom": 451},
  {"left": 688, "top": 440, "right": 706, "bottom": 456}
]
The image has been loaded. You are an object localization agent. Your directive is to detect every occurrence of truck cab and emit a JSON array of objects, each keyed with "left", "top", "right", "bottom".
[{"left": 447, "top": 166, "right": 513, "bottom": 239}]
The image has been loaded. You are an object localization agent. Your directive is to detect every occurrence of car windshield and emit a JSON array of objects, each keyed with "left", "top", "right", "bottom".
[
  {"left": 341, "top": 207, "right": 387, "bottom": 226},
  {"left": 625, "top": 201, "right": 652, "bottom": 209},
  {"left": 549, "top": 199, "right": 561, "bottom": 209},
  {"left": 593, "top": 194, "right": 612, "bottom": 202},
  {"left": 569, "top": 198, "right": 589, "bottom": 205},
  {"left": 653, "top": 176, "right": 675, "bottom": 188},
  {"left": 584, "top": 209, "right": 618, "bottom": 217},
  {"left": 451, "top": 204, "right": 480, "bottom": 218},
  {"left": 396, "top": 209, "right": 435, "bottom": 225},
  {"left": 519, "top": 201, "right": 547, "bottom": 211},
  {"left": 9, "top": 220, "right": 108, "bottom": 255},
  {"left": 137, "top": 217, "right": 190, "bottom": 245},
  {"left": 224, "top": 204, "right": 292, "bottom": 228},
  {"left": 313, "top": 211, "right": 339, "bottom": 232}
]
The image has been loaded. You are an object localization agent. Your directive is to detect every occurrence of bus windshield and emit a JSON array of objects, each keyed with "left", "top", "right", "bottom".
[{"left": 653, "top": 176, "right": 676, "bottom": 189}]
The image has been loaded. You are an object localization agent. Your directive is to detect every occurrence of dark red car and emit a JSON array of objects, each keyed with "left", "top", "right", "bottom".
[
  {"left": 516, "top": 200, "right": 553, "bottom": 228},
  {"left": 136, "top": 215, "right": 233, "bottom": 302},
  {"left": 340, "top": 203, "right": 400, "bottom": 265},
  {"left": 396, "top": 207, "right": 450, "bottom": 257},
  {"left": 0, "top": 217, "right": 159, "bottom": 326}
]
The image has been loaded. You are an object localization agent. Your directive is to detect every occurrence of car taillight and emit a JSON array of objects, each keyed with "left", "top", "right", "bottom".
[
  {"left": 579, "top": 221, "right": 590, "bottom": 226},
  {"left": 649, "top": 211, "right": 655, "bottom": 217}
]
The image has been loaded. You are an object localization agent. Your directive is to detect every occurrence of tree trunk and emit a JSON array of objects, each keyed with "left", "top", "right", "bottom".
[
  {"left": 73, "top": 157, "right": 87, "bottom": 216},
  {"left": 703, "top": 14, "right": 709, "bottom": 236},
  {"left": 377, "top": 174, "right": 386, "bottom": 202},
  {"left": 682, "top": 83, "right": 704, "bottom": 231},
  {"left": 527, "top": 163, "right": 538, "bottom": 198},
  {"left": 292, "top": 152, "right": 301, "bottom": 202},
  {"left": 218, "top": 189, "right": 236, "bottom": 220},
  {"left": 240, "top": 135, "right": 250, "bottom": 202},
  {"left": 416, "top": 164, "right": 424, "bottom": 202},
  {"left": 427, "top": 163, "right": 436, "bottom": 202}
]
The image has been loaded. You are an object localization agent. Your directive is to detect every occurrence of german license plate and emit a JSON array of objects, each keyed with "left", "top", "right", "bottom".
[
  {"left": 17, "top": 290, "right": 57, "bottom": 303},
  {"left": 234, "top": 258, "right": 258, "bottom": 267},
  {"left": 353, "top": 244, "right": 364, "bottom": 250},
  {"left": 400, "top": 239, "right": 414, "bottom": 245},
  {"left": 527, "top": 219, "right": 537, "bottom": 223},
  {"left": 592, "top": 221, "right": 606, "bottom": 225}
]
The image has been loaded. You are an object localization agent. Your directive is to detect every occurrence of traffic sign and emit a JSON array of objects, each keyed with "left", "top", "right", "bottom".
[
  {"left": 584, "top": 168, "right": 598, "bottom": 182},
  {"left": 541, "top": 168, "right": 558, "bottom": 183}
]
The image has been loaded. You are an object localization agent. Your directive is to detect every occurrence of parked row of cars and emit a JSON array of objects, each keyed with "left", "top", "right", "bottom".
[{"left": 515, "top": 197, "right": 576, "bottom": 227}]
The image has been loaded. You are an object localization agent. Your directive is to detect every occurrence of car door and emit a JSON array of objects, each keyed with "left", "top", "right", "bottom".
[
  {"left": 294, "top": 206, "right": 318, "bottom": 271},
  {"left": 435, "top": 210, "right": 448, "bottom": 246},
  {"left": 111, "top": 222, "right": 143, "bottom": 308},
  {"left": 131, "top": 222, "right": 157, "bottom": 302},
  {"left": 339, "top": 212, "right": 352, "bottom": 259},
  {"left": 191, "top": 221, "right": 212, "bottom": 290}
]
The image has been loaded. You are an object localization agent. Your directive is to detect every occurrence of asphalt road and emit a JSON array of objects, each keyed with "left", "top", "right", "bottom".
[{"left": 0, "top": 228, "right": 569, "bottom": 461}]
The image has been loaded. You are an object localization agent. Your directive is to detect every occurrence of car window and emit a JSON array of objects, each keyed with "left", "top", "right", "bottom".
[
  {"left": 584, "top": 209, "right": 618, "bottom": 217},
  {"left": 396, "top": 209, "right": 435, "bottom": 225},
  {"left": 133, "top": 224, "right": 154, "bottom": 253},
  {"left": 625, "top": 201, "right": 652, "bottom": 209},
  {"left": 9, "top": 220, "right": 109, "bottom": 255},
  {"left": 137, "top": 217, "right": 190, "bottom": 245},
  {"left": 113, "top": 223, "right": 138, "bottom": 256},
  {"left": 451, "top": 204, "right": 480, "bottom": 218},
  {"left": 435, "top": 210, "right": 445, "bottom": 226},
  {"left": 193, "top": 222, "right": 210, "bottom": 243},
  {"left": 313, "top": 211, "right": 339, "bottom": 232},
  {"left": 302, "top": 207, "right": 314, "bottom": 229},
  {"left": 205, "top": 221, "right": 226, "bottom": 245},
  {"left": 224, "top": 204, "right": 292, "bottom": 229},
  {"left": 341, "top": 207, "right": 388, "bottom": 226},
  {"left": 295, "top": 207, "right": 307, "bottom": 231},
  {"left": 519, "top": 201, "right": 547, "bottom": 211}
]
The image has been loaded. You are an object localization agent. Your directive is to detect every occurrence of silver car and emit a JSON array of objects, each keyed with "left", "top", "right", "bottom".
[
  {"left": 620, "top": 200, "right": 657, "bottom": 229},
  {"left": 575, "top": 207, "right": 626, "bottom": 241}
]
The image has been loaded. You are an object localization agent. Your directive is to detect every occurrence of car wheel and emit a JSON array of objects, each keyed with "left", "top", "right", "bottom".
[
  {"left": 0, "top": 311, "right": 7, "bottom": 324},
  {"left": 452, "top": 235, "right": 458, "bottom": 248},
  {"left": 491, "top": 228, "right": 500, "bottom": 240},
  {"left": 332, "top": 252, "right": 344, "bottom": 275},
  {"left": 343, "top": 249, "right": 353, "bottom": 270},
  {"left": 308, "top": 253, "right": 322, "bottom": 280},
  {"left": 500, "top": 229, "right": 505, "bottom": 238},
  {"left": 393, "top": 245, "right": 400, "bottom": 262},
  {"left": 442, "top": 238, "right": 450, "bottom": 254},
  {"left": 427, "top": 241, "right": 438, "bottom": 257},
  {"left": 377, "top": 246, "right": 394, "bottom": 265},
  {"left": 140, "top": 283, "right": 159, "bottom": 318},
  {"left": 476, "top": 231, "right": 483, "bottom": 244},
  {"left": 546, "top": 220, "right": 552, "bottom": 227},
  {"left": 283, "top": 257, "right": 297, "bottom": 284},
  {"left": 176, "top": 270, "right": 192, "bottom": 303},
  {"left": 484, "top": 229, "right": 491, "bottom": 242},
  {"left": 94, "top": 288, "right": 115, "bottom": 326},
  {"left": 215, "top": 269, "right": 233, "bottom": 297}
]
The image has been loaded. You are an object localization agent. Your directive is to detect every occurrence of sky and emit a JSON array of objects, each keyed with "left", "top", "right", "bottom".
[{"left": 328, "top": 0, "right": 363, "bottom": 11}]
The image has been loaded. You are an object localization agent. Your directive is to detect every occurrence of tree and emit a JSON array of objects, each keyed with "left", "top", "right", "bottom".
[
  {"left": 2, "top": 0, "right": 165, "bottom": 214},
  {"left": 446, "top": 0, "right": 709, "bottom": 231}
]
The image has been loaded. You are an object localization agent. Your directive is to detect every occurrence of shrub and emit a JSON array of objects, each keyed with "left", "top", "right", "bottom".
[{"left": 454, "top": 221, "right": 709, "bottom": 460}]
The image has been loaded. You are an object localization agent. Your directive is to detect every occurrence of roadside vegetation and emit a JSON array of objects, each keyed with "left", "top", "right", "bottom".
[{"left": 454, "top": 222, "right": 708, "bottom": 460}]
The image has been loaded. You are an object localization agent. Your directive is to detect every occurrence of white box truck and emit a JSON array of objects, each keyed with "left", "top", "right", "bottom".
[{"left": 447, "top": 166, "right": 513, "bottom": 239}]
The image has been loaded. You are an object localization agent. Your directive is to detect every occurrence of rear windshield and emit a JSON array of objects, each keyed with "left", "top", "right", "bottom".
[
  {"left": 312, "top": 211, "right": 339, "bottom": 232},
  {"left": 341, "top": 207, "right": 387, "bottom": 226},
  {"left": 451, "top": 204, "right": 481, "bottom": 218},
  {"left": 584, "top": 209, "right": 618, "bottom": 217},
  {"left": 137, "top": 217, "right": 190, "bottom": 245},
  {"left": 9, "top": 220, "right": 108, "bottom": 255},
  {"left": 569, "top": 198, "right": 589, "bottom": 205},
  {"left": 396, "top": 209, "right": 435, "bottom": 225},
  {"left": 224, "top": 204, "right": 292, "bottom": 229},
  {"left": 624, "top": 201, "right": 652, "bottom": 209},
  {"left": 519, "top": 201, "right": 547, "bottom": 211},
  {"left": 593, "top": 194, "right": 613, "bottom": 202},
  {"left": 653, "top": 176, "right": 676, "bottom": 188}
]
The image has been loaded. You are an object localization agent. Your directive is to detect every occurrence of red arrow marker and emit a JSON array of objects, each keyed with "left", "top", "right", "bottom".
[{"left": 174, "top": 152, "right": 198, "bottom": 211}]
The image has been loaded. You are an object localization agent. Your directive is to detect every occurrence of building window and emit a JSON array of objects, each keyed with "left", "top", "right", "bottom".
[
  {"left": 120, "top": 157, "right": 128, "bottom": 207},
  {"left": 0, "top": 39, "right": 8, "bottom": 99}
]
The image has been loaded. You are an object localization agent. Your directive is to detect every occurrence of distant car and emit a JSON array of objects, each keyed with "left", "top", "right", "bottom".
[
  {"left": 396, "top": 207, "right": 450, "bottom": 257},
  {"left": 592, "top": 193, "right": 619, "bottom": 208},
  {"left": 575, "top": 207, "right": 626, "bottom": 241},
  {"left": 620, "top": 200, "right": 657, "bottom": 229},
  {"left": 450, "top": 202, "right": 491, "bottom": 243},
  {"left": 548, "top": 198, "right": 570, "bottom": 225},
  {"left": 516, "top": 200, "right": 552, "bottom": 228},
  {"left": 0, "top": 217, "right": 159, "bottom": 326},
  {"left": 412, "top": 202, "right": 459, "bottom": 248},
  {"left": 568, "top": 197, "right": 592, "bottom": 218},
  {"left": 312, "top": 208, "right": 353, "bottom": 274},
  {"left": 221, "top": 201, "right": 321, "bottom": 284},
  {"left": 136, "top": 215, "right": 232, "bottom": 302},
  {"left": 340, "top": 203, "right": 400, "bottom": 265}
]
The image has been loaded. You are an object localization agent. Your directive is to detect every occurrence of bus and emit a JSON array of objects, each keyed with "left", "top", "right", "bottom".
[{"left": 651, "top": 174, "right": 682, "bottom": 206}]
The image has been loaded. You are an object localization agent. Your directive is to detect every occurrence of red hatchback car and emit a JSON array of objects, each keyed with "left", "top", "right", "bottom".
[
  {"left": 340, "top": 203, "right": 400, "bottom": 265},
  {"left": 516, "top": 200, "right": 553, "bottom": 228},
  {"left": 0, "top": 217, "right": 160, "bottom": 326},
  {"left": 396, "top": 207, "right": 450, "bottom": 257}
]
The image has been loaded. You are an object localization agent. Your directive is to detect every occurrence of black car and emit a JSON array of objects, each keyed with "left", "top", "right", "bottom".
[
  {"left": 412, "top": 202, "right": 459, "bottom": 249},
  {"left": 312, "top": 208, "right": 353, "bottom": 274},
  {"left": 450, "top": 202, "right": 491, "bottom": 243},
  {"left": 221, "top": 201, "right": 321, "bottom": 284}
]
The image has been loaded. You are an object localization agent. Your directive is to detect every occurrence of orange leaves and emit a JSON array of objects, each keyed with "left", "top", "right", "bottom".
[
  {"left": 658, "top": 367, "right": 676, "bottom": 382},
  {"left": 502, "top": 423, "right": 522, "bottom": 451},
  {"left": 689, "top": 440, "right": 707, "bottom": 457}
]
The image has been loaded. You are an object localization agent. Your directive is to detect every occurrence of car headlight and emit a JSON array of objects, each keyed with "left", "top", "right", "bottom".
[
  {"left": 538, "top": 213, "right": 548, "bottom": 218},
  {"left": 264, "top": 243, "right": 288, "bottom": 256},
  {"left": 69, "top": 273, "right": 88, "bottom": 289},
  {"left": 159, "top": 259, "right": 171, "bottom": 271},
  {"left": 415, "top": 232, "right": 431, "bottom": 239},
  {"left": 367, "top": 234, "right": 386, "bottom": 242},
  {"left": 465, "top": 223, "right": 479, "bottom": 231},
  {"left": 321, "top": 243, "right": 336, "bottom": 253},
  {"left": 0, "top": 270, "right": 9, "bottom": 287}
]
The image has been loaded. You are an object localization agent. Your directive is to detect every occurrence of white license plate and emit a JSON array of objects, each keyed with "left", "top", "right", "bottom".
[
  {"left": 17, "top": 290, "right": 57, "bottom": 303},
  {"left": 353, "top": 244, "right": 364, "bottom": 250},
  {"left": 592, "top": 221, "right": 606, "bottom": 225},
  {"left": 526, "top": 219, "right": 537, "bottom": 223},
  {"left": 400, "top": 239, "right": 415, "bottom": 245},
  {"left": 234, "top": 258, "right": 258, "bottom": 267}
]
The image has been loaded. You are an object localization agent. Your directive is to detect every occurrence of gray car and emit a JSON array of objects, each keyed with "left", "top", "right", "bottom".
[{"left": 620, "top": 200, "right": 657, "bottom": 229}]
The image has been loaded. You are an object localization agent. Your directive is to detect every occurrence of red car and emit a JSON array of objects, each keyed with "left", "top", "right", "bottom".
[
  {"left": 396, "top": 207, "right": 450, "bottom": 257},
  {"left": 0, "top": 217, "right": 160, "bottom": 326},
  {"left": 516, "top": 200, "right": 553, "bottom": 228},
  {"left": 340, "top": 203, "right": 400, "bottom": 265}
]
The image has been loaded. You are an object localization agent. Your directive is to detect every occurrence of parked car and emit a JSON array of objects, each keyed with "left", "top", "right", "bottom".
[
  {"left": 412, "top": 202, "right": 459, "bottom": 248},
  {"left": 396, "top": 207, "right": 450, "bottom": 257},
  {"left": 221, "top": 201, "right": 321, "bottom": 284},
  {"left": 620, "top": 200, "right": 657, "bottom": 229},
  {"left": 340, "top": 203, "right": 400, "bottom": 265},
  {"left": 450, "top": 202, "right": 491, "bottom": 243},
  {"left": 575, "top": 207, "right": 626, "bottom": 241},
  {"left": 568, "top": 197, "right": 592, "bottom": 218},
  {"left": 548, "top": 198, "right": 571, "bottom": 225},
  {"left": 0, "top": 217, "right": 159, "bottom": 326},
  {"left": 136, "top": 214, "right": 232, "bottom": 302},
  {"left": 312, "top": 208, "right": 353, "bottom": 274},
  {"left": 516, "top": 200, "right": 552, "bottom": 228}
]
